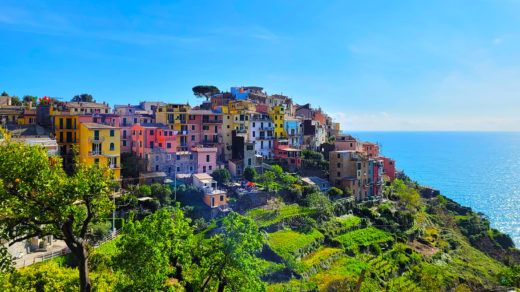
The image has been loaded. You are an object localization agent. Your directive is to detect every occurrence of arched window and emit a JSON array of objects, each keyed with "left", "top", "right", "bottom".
[{"left": 110, "top": 143, "right": 115, "bottom": 151}]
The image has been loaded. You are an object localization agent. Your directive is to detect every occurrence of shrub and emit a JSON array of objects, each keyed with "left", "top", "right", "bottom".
[{"left": 244, "top": 166, "right": 257, "bottom": 182}]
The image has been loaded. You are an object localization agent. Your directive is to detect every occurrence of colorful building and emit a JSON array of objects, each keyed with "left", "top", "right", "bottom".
[
  {"left": 114, "top": 103, "right": 155, "bottom": 153},
  {"left": 187, "top": 109, "right": 222, "bottom": 159},
  {"left": 193, "top": 173, "right": 227, "bottom": 209},
  {"left": 154, "top": 103, "right": 190, "bottom": 151},
  {"left": 273, "top": 139, "right": 302, "bottom": 169},
  {"left": 334, "top": 134, "right": 363, "bottom": 151},
  {"left": 191, "top": 146, "right": 218, "bottom": 174},
  {"left": 249, "top": 113, "right": 275, "bottom": 158},
  {"left": 78, "top": 123, "right": 120, "bottom": 181},
  {"left": 284, "top": 118, "right": 303, "bottom": 149},
  {"left": 363, "top": 142, "right": 380, "bottom": 158},
  {"left": 380, "top": 156, "right": 396, "bottom": 182},
  {"left": 268, "top": 105, "right": 286, "bottom": 138},
  {"left": 329, "top": 150, "right": 370, "bottom": 201}
]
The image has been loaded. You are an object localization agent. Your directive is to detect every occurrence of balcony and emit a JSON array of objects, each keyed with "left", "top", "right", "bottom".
[
  {"left": 88, "top": 136, "right": 104, "bottom": 143},
  {"left": 202, "top": 119, "right": 223, "bottom": 124},
  {"left": 109, "top": 164, "right": 121, "bottom": 169},
  {"left": 88, "top": 151, "right": 104, "bottom": 156},
  {"left": 260, "top": 126, "right": 274, "bottom": 130}
]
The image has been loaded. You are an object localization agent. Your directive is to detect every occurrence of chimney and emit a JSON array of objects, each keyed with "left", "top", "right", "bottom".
[{"left": 7, "top": 97, "right": 11, "bottom": 106}]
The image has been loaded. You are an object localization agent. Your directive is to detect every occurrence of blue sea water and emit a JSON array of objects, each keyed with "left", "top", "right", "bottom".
[{"left": 350, "top": 131, "right": 520, "bottom": 247}]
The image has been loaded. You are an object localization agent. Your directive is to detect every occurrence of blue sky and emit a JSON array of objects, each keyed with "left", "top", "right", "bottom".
[{"left": 1, "top": 0, "right": 520, "bottom": 131}]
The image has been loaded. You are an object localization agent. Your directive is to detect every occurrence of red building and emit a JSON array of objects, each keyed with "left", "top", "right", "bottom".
[
  {"left": 273, "top": 139, "right": 302, "bottom": 168},
  {"left": 380, "top": 156, "right": 396, "bottom": 182},
  {"left": 363, "top": 142, "right": 380, "bottom": 158},
  {"left": 131, "top": 123, "right": 176, "bottom": 159}
]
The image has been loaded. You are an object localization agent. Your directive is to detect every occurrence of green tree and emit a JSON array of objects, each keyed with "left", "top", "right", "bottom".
[
  {"left": 1, "top": 91, "right": 8, "bottom": 96},
  {"left": 9, "top": 96, "right": 21, "bottom": 106},
  {"left": 343, "top": 186, "right": 353, "bottom": 197},
  {"left": 22, "top": 95, "right": 37, "bottom": 106},
  {"left": 192, "top": 85, "right": 220, "bottom": 101},
  {"left": 270, "top": 164, "right": 283, "bottom": 177},
  {"left": 260, "top": 171, "right": 276, "bottom": 192},
  {"left": 151, "top": 183, "right": 172, "bottom": 206},
  {"left": 244, "top": 166, "right": 257, "bottom": 182},
  {"left": 0, "top": 134, "right": 115, "bottom": 292},
  {"left": 134, "top": 185, "right": 151, "bottom": 197},
  {"left": 327, "top": 187, "right": 343, "bottom": 198},
  {"left": 114, "top": 207, "right": 194, "bottom": 291},
  {"left": 211, "top": 168, "right": 231, "bottom": 186},
  {"left": 197, "top": 212, "right": 265, "bottom": 291},
  {"left": 72, "top": 94, "right": 93, "bottom": 102}
]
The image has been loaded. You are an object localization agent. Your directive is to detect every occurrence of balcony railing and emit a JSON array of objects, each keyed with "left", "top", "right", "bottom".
[
  {"left": 88, "top": 136, "right": 104, "bottom": 143},
  {"left": 202, "top": 119, "right": 223, "bottom": 124},
  {"left": 88, "top": 151, "right": 105, "bottom": 156}
]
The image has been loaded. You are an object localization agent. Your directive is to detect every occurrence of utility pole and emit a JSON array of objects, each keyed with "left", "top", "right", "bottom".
[
  {"left": 112, "top": 188, "right": 116, "bottom": 234},
  {"left": 174, "top": 173, "right": 177, "bottom": 202}
]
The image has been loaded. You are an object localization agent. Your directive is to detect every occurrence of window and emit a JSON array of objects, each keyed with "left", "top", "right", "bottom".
[
  {"left": 337, "top": 163, "right": 341, "bottom": 168},
  {"left": 177, "top": 155, "right": 180, "bottom": 160},
  {"left": 150, "top": 141, "right": 153, "bottom": 148},
  {"left": 134, "top": 118, "right": 137, "bottom": 123},
  {"left": 337, "top": 172, "right": 340, "bottom": 177},
  {"left": 337, "top": 154, "right": 340, "bottom": 159},
  {"left": 155, "top": 165, "right": 159, "bottom": 171},
  {"left": 248, "top": 158, "right": 251, "bottom": 166},
  {"left": 177, "top": 167, "right": 180, "bottom": 172},
  {"left": 167, "top": 143, "right": 171, "bottom": 149},
  {"left": 191, "top": 135, "right": 195, "bottom": 141},
  {"left": 123, "top": 130, "right": 127, "bottom": 138},
  {"left": 94, "top": 158, "right": 99, "bottom": 164},
  {"left": 252, "top": 122, "right": 255, "bottom": 127},
  {"left": 150, "top": 130, "right": 154, "bottom": 135},
  {"left": 190, "top": 154, "right": 193, "bottom": 160},
  {"left": 123, "top": 140, "right": 126, "bottom": 146},
  {"left": 227, "top": 125, "right": 230, "bottom": 129},
  {"left": 209, "top": 166, "right": 212, "bottom": 170},
  {"left": 206, "top": 155, "right": 210, "bottom": 162},
  {"left": 110, "top": 143, "right": 115, "bottom": 151},
  {"left": 252, "top": 131, "right": 255, "bottom": 137},
  {"left": 159, "top": 143, "right": 162, "bottom": 148},
  {"left": 110, "top": 130, "right": 115, "bottom": 137},
  {"left": 215, "top": 126, "right": 218, "bottom": 133},
  {"left": 191, "top": 125, "right": 195, "bottom": 130},
  {"left": 203, "top": 166, "right": 206, "bottom": 173},
  {"left": 220, "top": 195, "right": 224, "bottom": 202},
  {"left": 140, "top": 141, "right": 142, "bottom": 147}
]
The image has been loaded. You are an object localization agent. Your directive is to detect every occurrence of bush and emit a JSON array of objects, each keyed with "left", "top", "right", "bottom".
[
  {"left": 244, "top": 166, "right": 257, "bottom": 182},
  {"left": 211, "top": 168, "right": 231, "bottom": 185}
]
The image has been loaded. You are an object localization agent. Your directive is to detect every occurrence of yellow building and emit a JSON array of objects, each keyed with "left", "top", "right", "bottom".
[
  {"left": 154, "top": 104, "right": 190, "bottom": 150},
  {"left": 50, "top": 102, "right": 111, "bottom": 116},
  {"left": 79, "top": 123, "right": 121, "bottom": 181},
  {"left": 54, "top": 114, "right": 81, "bottom": 157},
  {"left": 268, "top": 105, "right": 286, "bottom": 138},
  {"left": 221, "top": 100, "right": 256, "bottom": 160}
]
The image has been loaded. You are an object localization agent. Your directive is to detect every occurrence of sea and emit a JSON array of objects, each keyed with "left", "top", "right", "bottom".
[{"left": 350, "top": 131, "right": 520, "bottom": 247}]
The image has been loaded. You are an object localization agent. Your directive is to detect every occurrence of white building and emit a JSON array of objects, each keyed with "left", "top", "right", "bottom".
[{"left": 248, "top": 113, "right": 275, "bottom": 158}]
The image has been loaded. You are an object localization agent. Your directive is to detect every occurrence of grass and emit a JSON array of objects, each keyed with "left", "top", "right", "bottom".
[
  {"left": 258, "top": 259, "right": 285, "bottom": 274},
  {"left": 301, "top": 247, "right": 342, "bottom": 268},
  {"left": 335, "top": 227, "right": 393, "bottom": 250},
  {"left": 336, "top": 215, "right": 362, "bottom": 229},
  {"left": 268, "top": 229, "right": 323, "bottom": 257},
  {"left": 94, "top": 237, "right": 120, "bottom": 256},
  {"left": 246, "top": 204, "right": 316, "bottom": 227}
]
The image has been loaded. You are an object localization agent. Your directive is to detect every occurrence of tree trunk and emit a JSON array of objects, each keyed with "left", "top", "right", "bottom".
[{"left": 77, "top": 243, "right": 92, "bottom": 292}]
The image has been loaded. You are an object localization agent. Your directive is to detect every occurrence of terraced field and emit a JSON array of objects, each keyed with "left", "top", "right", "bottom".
[
  {"left": 268, "top": 229, "right": 323, "bottom": 258},
  {"left": 246, "top": 205, "right": 316, "bottom": 227},
  {"left": 335, "top": 227, "right": 393, "bottom": 250}
]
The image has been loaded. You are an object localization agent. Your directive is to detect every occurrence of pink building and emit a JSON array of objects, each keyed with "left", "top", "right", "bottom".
[
  {"left": 363, "top": 142, "right": 380, "bottom": 158},
  {"left": 273, "top": 139, "right": 302, "bottom": 168},
  {"left": 191, "top": 146, "right": 218, "bottom": 174},
  {"left": 334, "top": 134, "right": 362, "bottom": 151},
  {"left": 114, "top": 105, "right": 154, "bottom": 153},
  {"left": 380, "top": 156, "right": 396, "bottom": 182},
  {"left": 188, "top": 109, "right": 223, "bottom": 161}
]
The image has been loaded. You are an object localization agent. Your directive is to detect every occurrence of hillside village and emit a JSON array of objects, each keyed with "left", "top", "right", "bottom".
[
  {"left": 0, "top": 87, "right": 396, "bottom": 215},
  {"left": 3, "top": 88, "right": 520, "bottom": 291}
]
